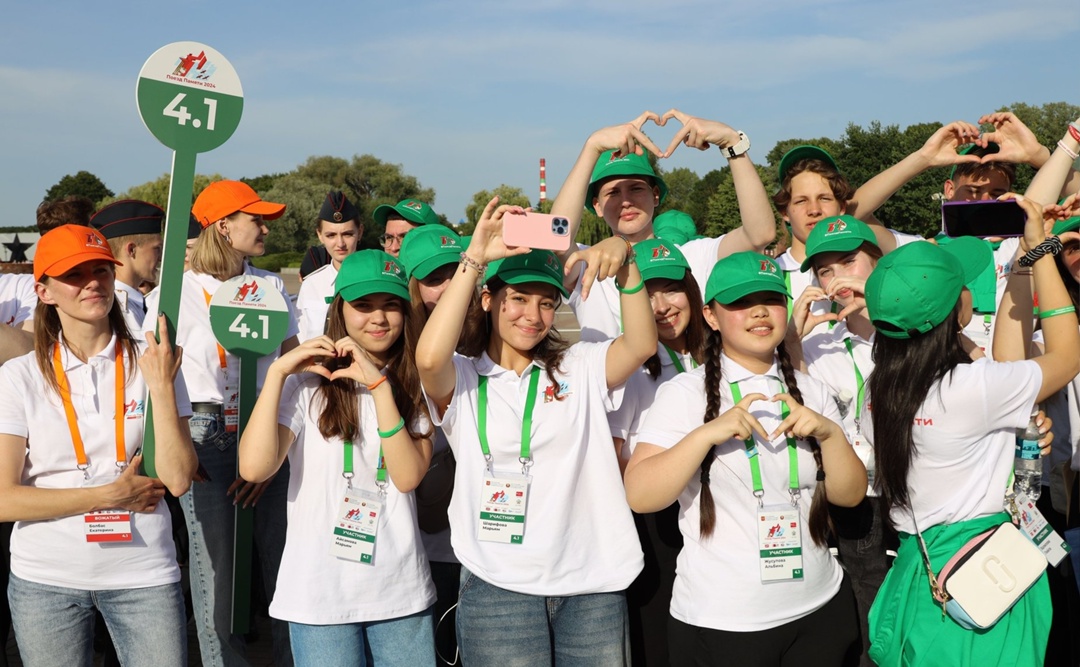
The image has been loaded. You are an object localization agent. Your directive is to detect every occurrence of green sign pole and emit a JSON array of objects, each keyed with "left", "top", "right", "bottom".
[
  {"left": 209, "top": 276, "right": 291, "bottom": 634},
  {"left": 136, "top": 42, "right": 244, "bottom": 476}
]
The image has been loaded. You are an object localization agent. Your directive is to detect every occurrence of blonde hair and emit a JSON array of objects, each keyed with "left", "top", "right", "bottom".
[{"left": 189, "top": 216, "right": 244, "bottom": 281}]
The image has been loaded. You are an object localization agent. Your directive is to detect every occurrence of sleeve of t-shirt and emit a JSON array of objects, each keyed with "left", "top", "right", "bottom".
[
  {"left": 890, "top": 229, "right": 926, "bottom": 248},
  {"left": 14, "top": 276, "right": 36, "bottom": 325},
  {"left": 676, "top": 235, "right": 724, "bottom": 297},
  {"left": 422, "top": 354, "right": 475, "bottom": 431},
  {"left": 637, "top": 374, "right": 706, "bottom": 450},
  {"left": 278, "top": 280, "right": 301, "bottom": 340},
  {"left": 795, "top": 370, "right": 843, "bottom": 426},
  {"left": 578, "top": 339, "right": 624, "bottom": 412},
  {"left": 608, "top": 371, "right": 647, "bottom": 440},
  {"left": 277, "top": 374, "right": 312, "bottom": 437},
  {"left": 979, "top": 359, "right": 1042, "bottom": 431},
  {"left": 0, "top": 363, "right": 28, "bottom": 438}
]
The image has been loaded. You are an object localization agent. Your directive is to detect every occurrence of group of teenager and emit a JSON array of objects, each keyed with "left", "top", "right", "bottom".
[{"left": 1, "top": 107, "right": 1080, "bottom": 667}]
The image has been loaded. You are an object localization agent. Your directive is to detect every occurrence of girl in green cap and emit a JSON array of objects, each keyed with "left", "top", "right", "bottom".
[
  {"left": 239, "top": 249, "right": 437, "bottom": 666},
  {"left": 625, "top": 251, "right": 867, "bottom": 665},
  {"left": 417, "top": 196, "right": 657, "bottom": 665},
  {"left": 863, "top": 184, "right": 1079, "bottom": 665}
]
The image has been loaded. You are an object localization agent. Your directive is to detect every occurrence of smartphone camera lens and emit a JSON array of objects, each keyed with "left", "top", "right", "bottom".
[{"left": 553, "top": 217, "right": 569, "bottom": 236}]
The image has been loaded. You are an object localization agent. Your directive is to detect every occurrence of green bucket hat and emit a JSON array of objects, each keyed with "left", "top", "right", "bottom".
[
  {"left": 778, "top": 145, "right": 839, "bottom": 184},
  {"left": 585, "top": 150, "right": 668, "bottom": 215},
  {"left": 653, "top": 210, "right": 697, "bottom": 246},
  {"left": 800, "top": 215, "right": 880, "bottom": 271},
  {"left": 399, "top": 225, "right": 463, "bottom": 280},
  {"left": 333, "top": 249, "right": 411, "bottom": 303},
  {"left": 484, "top": 250, "right": 569, "bottom": 299},
  {"left": 704, "top": 252, "right": 790, "bottom": 305},
  {"left": 865, "top": 239, "right": 991, "bottom": 339},
  {"left": 635, "top": 239, "right": 690, "bottom": 282},
  {"left": 372, "top": 198, "right": 440, "bottom": 228}
]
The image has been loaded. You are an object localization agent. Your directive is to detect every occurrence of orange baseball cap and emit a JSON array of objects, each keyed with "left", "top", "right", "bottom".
[
  {"left": 34, "top": 225, "right": 122, "bottom": 281},
  {"left": 191, "top": 180, "right": 286, "bottom": 228}
]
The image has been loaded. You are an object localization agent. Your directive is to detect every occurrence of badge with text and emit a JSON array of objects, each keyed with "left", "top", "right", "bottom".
[
  {"left": 477, "top": 473, "right": 530, "bottom": 544},
  {"left": 758, "top": 506, "right": 804, "bottom": 582},
  {"left": 223, "top": 371, "right": 239, "bottom": 433},
  {"left": 330, "top": 490, "right": 383, "bottom": 564},
  {"left": 84, "top": 510, "right": 133, "bottom": 543},
  {"left": 1015, "top": 492, "right": 1071, "bottom": 566}
]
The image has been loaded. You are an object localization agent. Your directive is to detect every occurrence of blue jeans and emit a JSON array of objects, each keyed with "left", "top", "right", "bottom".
[
  {"left": 183, "top": 410, "right": 292, "bottom": 667},
  {"left": 456, "top": 568, "right": 630, "bottom": 666},
  {"left": 288, "top": 607, "right": 435, "bottom": 667},
  {"left": 7, "top": 573, "right": 186, "bottom": 667}
]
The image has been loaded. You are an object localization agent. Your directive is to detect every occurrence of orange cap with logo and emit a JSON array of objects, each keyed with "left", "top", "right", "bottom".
[
  {"left": 191, "top": 180, "right": 286, "bottom": 228},
  {"left": 34, "top": 225, "right": 122, "bottom": 281}
]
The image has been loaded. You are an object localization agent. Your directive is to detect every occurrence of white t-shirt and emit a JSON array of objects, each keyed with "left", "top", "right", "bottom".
[
  {"left": 0, "top": 337, "right": 192, "bottom": 590},
  {"left": 269, "top": 374, "right": 436, "bottom": 624},
  {"left": 0, "top": 273, "right": 36, "bottom": 327},
  {"left": 115, "top": 279, "right": 146, "bottom": 337},
  {"left": 608, "top": 346, "right": 694, "bottom": 460},
  {"left": 295, "top": 263, "right": 336, "bottom": 342},
  {"left": 637, "top": 354, "right": 845, "bottom": 632},
  {"left": 570, "top": 236, "right": 723, "bottom": 342},
  {"left": 801, "top": 320, "right": 876, "bottom": 496},
  {"left": 1034, "top": 329, "right": 1080, "bottom": 474},
  {"left": 426, "top": 342, "right": 643, "bottom": 596},
  {"left": 144, "top": 268, "right": 300, "bottom": 403},
  {"left": 960, "top": 237, "right": 1020, "bottom": 355},
  {"left": 862, "top": 358, "right": 1041, "bottom": 534}
]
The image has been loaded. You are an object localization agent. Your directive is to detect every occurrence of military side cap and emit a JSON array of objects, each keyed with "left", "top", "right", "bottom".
[
  {"left": 319, "top": 191, "right": 360, "bottom": 223},
  {"left": 90, "top": 200, "right": 164, "bottom": 238}
]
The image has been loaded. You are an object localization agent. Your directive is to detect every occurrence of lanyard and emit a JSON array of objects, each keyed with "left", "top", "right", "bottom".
[
  {"left": 202, "top": 289, "right": 229, "bottom": 373},
  {"left": 53, "top": 343, "right": 126, "bottom": 479},
  {"left": 729, "top": 380, "right": 800, "bottom": 507},
  {"left": 663, "top": 344, "right": 697, "bottom": 374},
  {"left": 343, "top": 440, "right": 387, "bottom": 494},
  {"left": 784, "top": 271, "right": 794, "bottom": 318},
  {"left": 478, "top": 365, "right": 541, "bottom": 475},
  {"left": 843, "top": 338, "right": 866, "bottom": 428}
]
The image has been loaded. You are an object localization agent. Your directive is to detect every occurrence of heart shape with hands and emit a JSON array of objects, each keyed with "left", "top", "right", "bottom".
[
  {"left": 301, "top": 338, "right": 385, "bottom": 385},
  {"left": 610, "top": 109, "right": 746, "bottom": 161}
]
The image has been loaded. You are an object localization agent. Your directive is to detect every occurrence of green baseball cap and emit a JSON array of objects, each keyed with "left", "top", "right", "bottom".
[
  {"left": 333, "top": 249, "right": 411, "bottom": 303},
  {"left": 800, "top": 215, "right": 879, "bottom": 271},
  {"left": 865, "top": 239, "right": 991, "bottom": 339},
  {"left": 948, "top": 142, "right": 1000, "bottom": 180},
  {"left": 1052, "top": 216, "right": 1080, "bottom": 236},
  {"left": 704, "top": 252, "right": 790, "bottom": 305},
  {"left": 484, "top": 250, "right": 570, "bottom": 299},
  {"left": 635, "top": 239, "right": 690, "bottom": 282},
  {"left": 399, "top": 225, "right": 463, "bottom": 280},
  {"left": 778, "top": 145, "right": 839, "bottom": 184},
  {"left": 372, "top": 198, "right": 440, "bottom": 228},
  {"left": 585, "top": 150, "right": 668, "bottom": 215},
  {"left": 653, "top": 210, "right": 696, "bottom": 246}
]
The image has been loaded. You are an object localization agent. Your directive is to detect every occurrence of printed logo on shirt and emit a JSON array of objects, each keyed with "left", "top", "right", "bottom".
[
  {"left": 543, "top": 381, "right": 571, "bottom": 403},
  {"left": 4, "top": 315, "right": 13, "bottom": 326},
  {"left": 231, "top": 280, "right": 265, "bottom": 304},
  {"left": 124, "top": 399, "right": 145, "bottom": 420},
  {"left": 913, "top": 418, "right": 934, "bottom": 427}
]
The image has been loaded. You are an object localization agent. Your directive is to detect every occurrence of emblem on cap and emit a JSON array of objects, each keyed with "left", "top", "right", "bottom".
[
  {"left": 652, "top": 244, "right": 671, "bottom": 259},
  {"left": 827, "top": 220, "right": 847, "bottom": 234},
  {"left": 86, "top": 233, "right": 105, "bottom": 248},
  {"left": 404, "top": 201, "right": 424, "bottom": 212},
  {"left": 333, "top": 212, "right": 343, "bottom": 222}
]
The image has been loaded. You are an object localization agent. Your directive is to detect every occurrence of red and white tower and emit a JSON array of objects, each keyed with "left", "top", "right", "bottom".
[{"left": 539, "top": 158, "right": 547, "bottom": 206}]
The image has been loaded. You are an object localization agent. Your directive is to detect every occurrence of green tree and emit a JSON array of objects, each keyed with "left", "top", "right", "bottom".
[
  {"left": 686, "top": 169, "right": 725, "bottom": 230},
  {"left": 242, "top": 173, "right": 285, "bottom": 193},
  {"left": 461, "top": 186, "right": 532, "bottom": 235},
  {"left": 105, "top": 172, "right": 223, "bottom": 211},
  {"left": 45, "top": 171, "right": 114, "bottom": 204},
  {"left": 657, "top": 167, "right": 701, "bottom": 219},
  {"left": 988, "top": 101, "right": 1080, "bottom": 195},
  {"left": 702, "top": 164, "right": 779, "bottom": 239},
  {"left": 262, "top": 174, "right": 332, "bottom": 254}
]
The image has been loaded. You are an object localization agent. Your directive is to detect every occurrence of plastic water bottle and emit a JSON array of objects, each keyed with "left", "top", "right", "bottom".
[{"left": 1014, "top": 408, "right": 1042, "bottom": 501}]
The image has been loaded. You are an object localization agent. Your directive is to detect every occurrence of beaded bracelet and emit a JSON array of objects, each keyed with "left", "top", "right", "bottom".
[
  {"left": 377, "top": 417, "right": 406, "bottom": 439},
  {"left": 459, "top": 252, "right": 487, "bottom": 274},
  {"left": 1018, "top": 236, "right": 1064, "bottom": 267},
  {"left": 615, "top": 276, "right": 645, "bottom": 294},
  {"left": 616, "top": 235, "right": 636, "bottom": 265},
  {"left": 1039, "top": 306, "right": 1076, "bottom": 320},
  {"left": 1058, "top": 140, "right": 1079, "bottom": 161}
]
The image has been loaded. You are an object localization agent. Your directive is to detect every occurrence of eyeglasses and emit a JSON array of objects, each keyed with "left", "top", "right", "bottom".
[{"left": 378, "top": 233, "right": 408, "bottom": 247}]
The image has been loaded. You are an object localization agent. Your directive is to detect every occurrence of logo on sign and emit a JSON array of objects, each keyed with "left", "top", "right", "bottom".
[
  {"left": 232, "top": 280, "right": 265, "bottom": 304},
  {"left": 170, "top": 51, "right": 218, "bottom": 84}
]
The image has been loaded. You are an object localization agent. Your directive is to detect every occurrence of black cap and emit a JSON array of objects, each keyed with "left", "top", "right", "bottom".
[
  {"left": 188, "top": 213, "right": 201, "bottom": 240},
  {"left": 319, "top": 191, "right": 359, "bottom": 224},
  {"left": 90, "top": 200, "right": 164, "bottom": 238}
]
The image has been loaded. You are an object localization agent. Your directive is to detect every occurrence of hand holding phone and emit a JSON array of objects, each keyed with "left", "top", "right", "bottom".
[
  {"left": 941, "top": 200, "right": 1026, "bottom": 238},
  {"left": 502, "top": 211, "right": 572, "bottom": 252}
]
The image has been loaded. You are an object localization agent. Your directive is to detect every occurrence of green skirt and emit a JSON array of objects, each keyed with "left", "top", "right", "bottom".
[{"left": 868, "top": 512, "right": 1050, "bottom": 667}]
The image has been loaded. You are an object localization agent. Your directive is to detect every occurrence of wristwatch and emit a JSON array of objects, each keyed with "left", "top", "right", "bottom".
[{"left": 719, "top": 131, "right": 751, "bottom": 159}]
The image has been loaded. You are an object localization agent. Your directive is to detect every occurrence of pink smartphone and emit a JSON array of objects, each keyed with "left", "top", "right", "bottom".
[{"left": 503, "top": 211, "right": 572, "bottom": 252}]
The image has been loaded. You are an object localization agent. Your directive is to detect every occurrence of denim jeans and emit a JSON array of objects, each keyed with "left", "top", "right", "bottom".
[
  {"left": 183, "top": 410, "right": 292, "bottom": 667},
  {"left": 7, "top": 573, "right": 186, "bottom": 667},
  {"left": 288, "top": 607, "right": 435, "bottom": 667},
  {"left": 456, "top": 568, "right": 630, "bottom": 666},
  {"left": 836, "top": 497, "right": 893, "bottom": 667}
]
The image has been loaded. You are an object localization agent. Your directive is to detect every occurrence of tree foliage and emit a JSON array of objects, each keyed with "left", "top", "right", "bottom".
[
  {"left": 461, "top": 185, "right": 532, "bottom": 235},
  {"left": 103, "top": 172, "right": 223, "bottom": 211},
  {"left": 45, "top": 171, "right": 114, "bottom": 205}
]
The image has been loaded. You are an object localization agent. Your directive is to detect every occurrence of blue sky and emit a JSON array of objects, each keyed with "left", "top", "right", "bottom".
[{"left": 2, "top": 0, "right": 1078, "bottom": 226}]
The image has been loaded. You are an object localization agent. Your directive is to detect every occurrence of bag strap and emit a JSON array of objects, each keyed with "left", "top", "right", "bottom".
[{"left": 909, "top": 508, "right": 951, "bottom": 611}]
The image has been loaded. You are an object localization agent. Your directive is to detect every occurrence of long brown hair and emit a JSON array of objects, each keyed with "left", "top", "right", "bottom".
[
  {"left": 481, "top": 277, "right": 569, "bottom": 387},
  {"left": 34, "top": 289, "right": 139, "bottom": 398},
  {"left": 408, "top": 276, "right": 486, "bottom": 357},
  {"left": 312, "top": 293, "right": 432, "bottom": 443},
  {"left": 644, "top": 274, "right": 706, "bottom": 380}
]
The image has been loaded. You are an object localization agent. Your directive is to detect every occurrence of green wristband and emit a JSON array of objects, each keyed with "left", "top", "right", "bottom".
[
  {"left": 615, "top": 276, "right": 645, "bottom": 295},
  {"left": 1039, "top": 305, "right": 1077, "bottom": 320},
  {"left": 377, "top": 417, "right": 406, "bottom": 439}
]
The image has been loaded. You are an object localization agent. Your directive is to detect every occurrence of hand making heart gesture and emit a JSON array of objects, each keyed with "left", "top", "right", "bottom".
[{"left": 657, "top": 109, "right": 744, "bottom": 157}]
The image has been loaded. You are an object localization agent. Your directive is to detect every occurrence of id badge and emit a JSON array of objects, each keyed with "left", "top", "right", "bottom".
[
  {"left": 757, "top": 505, "right": 803, "bottom": 582},
  {"left": 477, "top": 471, "right": 530, "bottom": 545},
  {"left": 852, "top": 434, "right": 875, "bottom": 490},
  {"left": 1015, "top": 492, "right": 1071, "bottom": 566},
  {"left": 223, "top": 372, "right": 239, "bottom": 433},
  {"left": 82, "top": 473, "right": 132, "bottom": 543},
  {"left": 329, "top": 490, "right": 382, "bottom": 564}
]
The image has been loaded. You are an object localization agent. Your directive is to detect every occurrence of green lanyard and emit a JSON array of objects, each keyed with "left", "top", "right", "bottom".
[
  {"left": 784, "top": 270, "right": 794, "bottom": 319},
  {"left": 730, "top": 380, "right": 801, "bottom": 507},
  {"left": 843, "top": 338, "right": 866, "bottom": 429},
  {"left": 478, "top": 365, "right": 542, "bottom": 475},
  {"left": 343, "top": 440, "right": 386, "bottom": 493},
  {"left": 663, "top": 344, "right": 698, "bottom": 374}
]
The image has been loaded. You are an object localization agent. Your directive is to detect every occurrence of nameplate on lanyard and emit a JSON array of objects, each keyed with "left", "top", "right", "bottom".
[
  {"left": 757, "top": 505, "right": 803, "bottom": 582},
  {"left": 477, "top": 472, "right": 530, "bottom": 544},
  {"left": 330, "top": 490, "right": 383, "bottom": 564}
]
